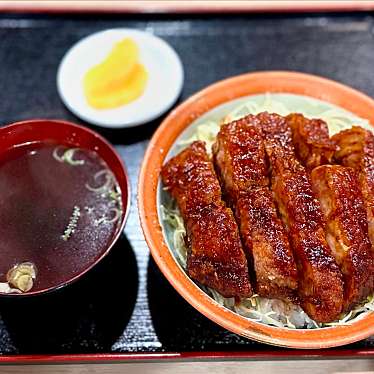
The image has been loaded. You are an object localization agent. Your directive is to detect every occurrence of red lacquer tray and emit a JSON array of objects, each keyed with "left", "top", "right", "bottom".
[
  {"left": 1, "top": 10, "right": 374, "bottom": 364},
  {"left": 1, "top": 1, "right": 374, "bottom": 14}
]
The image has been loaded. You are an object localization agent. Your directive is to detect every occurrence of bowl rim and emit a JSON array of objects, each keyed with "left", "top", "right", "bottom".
[
  {"left": 0, "top": 118, "right": 131, "bottom": 297},
  {"left": 138, "top": 71, "right": 374, "bottom": 349}
]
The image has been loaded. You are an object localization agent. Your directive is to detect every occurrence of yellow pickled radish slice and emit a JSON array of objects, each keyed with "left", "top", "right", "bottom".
[
  {"left": 83, "top": 38, "right": 148, "bottom": 109},
  {"left": 86, "top": 63, "right": 148, "bottom": 109}
]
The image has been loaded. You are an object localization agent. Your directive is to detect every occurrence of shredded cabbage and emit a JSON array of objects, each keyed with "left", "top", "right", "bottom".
[
  {"left": 178, "top": 121, "right": 220, "bottom": 153},
  {"left": 182, "top": 93, "right": 372, "bottom": 145},
  {"left": 161, "top": 93, "right": 374, "bottom": 329}
]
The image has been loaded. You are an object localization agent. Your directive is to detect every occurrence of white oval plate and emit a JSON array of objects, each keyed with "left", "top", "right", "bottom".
[{"left": 57, "top": 28, "right": 184, "bottom": 128}]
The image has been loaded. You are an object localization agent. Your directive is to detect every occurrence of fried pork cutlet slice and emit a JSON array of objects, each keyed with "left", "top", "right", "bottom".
[
  {"left": 311, "top": 165, "right": 374, "bottom": 310},
  {"left": 212, "top": 118, "right": 298, "bottom": 301},
  {"left": 332, "top": 126, "right": 374, "bottom": 247},
  {"left": 212, "top": 118, "right": 269, "bottom": 196},
  {"left": 161, "top": 141, "right": 222, "bottom": 216},
  {"left": 235, "top": 189, "right": 298, "bottom": 300},
  {"left": 161, "top": 141, "right": 252, "bottom": 298},
  {"left": 186, "top": 202, "right": 252, "bottom": 299},
  {"left": 286, "top": 113, "right": 336, "bottom": 170},
  {"left": 253, "top": 112, "right": 294, "bottom": 154},
  {"left": 256, "top": 112, "right": 344, "bottom": 323}
]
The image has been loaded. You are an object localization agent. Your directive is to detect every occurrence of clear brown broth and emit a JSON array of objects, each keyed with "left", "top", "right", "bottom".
[{"left": 0, "top": 142, "right": 122, "bottom": 292}]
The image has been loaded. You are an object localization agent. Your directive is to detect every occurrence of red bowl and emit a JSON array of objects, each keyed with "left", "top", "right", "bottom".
[{"left": 0, "top": 119, "right": 130, "bottom": 296}]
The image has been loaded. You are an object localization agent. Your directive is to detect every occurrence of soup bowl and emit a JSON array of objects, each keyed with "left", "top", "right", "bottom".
[{"left": 0, "top": 119, "right": 130, "bottom": 296}]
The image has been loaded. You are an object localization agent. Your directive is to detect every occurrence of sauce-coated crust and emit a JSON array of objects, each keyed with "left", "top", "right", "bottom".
[
  {"left": 161, "top": 141, "right": 252, "bottom": 298},
  {"left": 286, "top": 113, "right": 336, "bottom": 170},
  {"left": 213, "top": 117, "right": 268, "bottom": 197},
  {"left": 249, "top": 112, "right": 294, "bottom": 154},
  {"left": 332, "top": 126, "right": 374, "bottom": 248},
  {"left": 213, "top": 119, "right": 298, "bottom": 301},
  {"left": 270, "top": 150, "right": 344, "bottom": 322},
  {"left": 258, "top": 113, "right": 344, "bottom": 323},
  {"left": 311, "top": 165, "right": 374, "bottom": 310},
  {"left": 161, "top": 141, "right": 222, "bottom": 216},
  {"left": 187, "top": 202, "right": 253, "bottom": 298},
  {"left": 235, "top": 189, "right": 298, "bottom": 300}
]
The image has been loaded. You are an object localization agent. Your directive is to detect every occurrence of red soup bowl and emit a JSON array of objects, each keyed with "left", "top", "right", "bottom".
[
  {"left": 0, "top": 119, "right": 130, "bottom": 296},
  {"left": 138, "top": 71, "right": 374, "bottom": 349}
]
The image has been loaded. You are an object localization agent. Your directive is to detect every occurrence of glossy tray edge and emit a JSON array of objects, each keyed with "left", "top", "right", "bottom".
[
  {"left": 1, "top": 349, "right": 374, "bottom": 364},
  {"left": 1, "top": 1, "right": 374, "bottom": 15}
]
